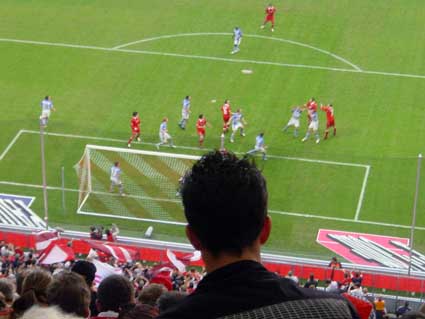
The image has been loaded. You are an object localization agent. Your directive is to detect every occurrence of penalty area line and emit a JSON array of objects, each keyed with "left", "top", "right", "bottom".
[
  {"left": 0, "top": 130, "right": 25, "bottom": 161},
  {"left": 268, "top": 209, "right": 425, "bottom": 231}
]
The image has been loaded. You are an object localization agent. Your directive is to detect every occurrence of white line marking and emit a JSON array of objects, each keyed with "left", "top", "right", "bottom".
[
  {"left": 268, "top": 209, "right": 425, "bottom": 231},
  {"left": 0, "top": 180, "right": 422, "bottom": 231},
  {"left": 0, "top": 130, "right": 24, "bottom": 161},
  {"left": 1, "top": 37, "right": 425, "bottom": 79},
  {"left": 355, "top": 165, "right": 371, "bottom": 220},
  {"left": 112, "top": 32, "right": 362, "bottom": 71}
]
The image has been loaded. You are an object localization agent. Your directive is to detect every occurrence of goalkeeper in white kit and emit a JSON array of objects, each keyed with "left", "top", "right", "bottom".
[{"left": 110, "top": 161, "right": 124, "bottom": 195}]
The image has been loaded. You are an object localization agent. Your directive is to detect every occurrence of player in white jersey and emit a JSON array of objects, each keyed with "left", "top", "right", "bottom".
[
  {"left": 109, "top": 162, "right": 124, "bottom": 195},
  {"left": 178, "top": 96, "right": 191, "bottom": 129},
  {"left": 39, "top": 96, "right": 56, "bottom": 127},
  {"left": 156, "top": 117, "right": 176, "bottom": 149},
  {"left": 283, "top": 106, "right": 303, "bottom": 137},
  {"left": 228, "top": 109, "right": 247, "bottom": 143},
  {"left": 231, "top": 27, "right": 243, "bottom": 54},
  {"left": 247, "top": 133, "right": 267, "bottom": 160},
  {"left": 302, "top": 111, "right": 320, "bottom": 144}
]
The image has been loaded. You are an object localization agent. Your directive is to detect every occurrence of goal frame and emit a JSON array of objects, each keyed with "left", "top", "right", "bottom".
[{"left": 75, "top": 144, "right": 200, "bottom": 226}]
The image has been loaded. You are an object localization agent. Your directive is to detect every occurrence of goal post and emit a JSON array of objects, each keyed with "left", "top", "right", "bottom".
[{"left": 74, "top": 144, "right": 200, "bottom": 226}]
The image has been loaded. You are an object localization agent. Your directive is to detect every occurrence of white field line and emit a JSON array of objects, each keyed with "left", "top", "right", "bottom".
[
  {"left": 0, "top": 180, "right": 423, "bottom": 231},
  {"left": 0, "top": 129, "right": 24, "bottom": 161},
  {"left": 355, "top": 165, "right": 371, "bottom": 220},
  {"left": 112, "top": 32, "right": 362, "bottom": 71},
  {"left": 1, "top": 37, "right": 425, "bottom": 79},
  {"left": 268, "top": 209, "right": 425, "bottom": 231}
]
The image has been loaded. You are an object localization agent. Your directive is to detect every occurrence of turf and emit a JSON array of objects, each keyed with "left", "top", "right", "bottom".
[{"left": 1, "top": 0, "right": 425, "bottom": 259}]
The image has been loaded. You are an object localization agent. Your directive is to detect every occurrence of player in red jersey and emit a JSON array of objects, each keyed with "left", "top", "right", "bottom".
[
  {"left": 261, "top": 4, "right": 276, "bottom": 32},
  {"left": 305, "top": 98, "right": 317, "bottom": 124},
  {"left": 127, "top": 111, "right": 141, "bottom": 148},
  {"left": 221, "top": 99, "right": 232, "bottom": 133},
  {"left": 196, "top": 114, "right": 211, "bottom": 147},
  {"left": 321, "top": 104, "right": 336, "bottom": 139}
]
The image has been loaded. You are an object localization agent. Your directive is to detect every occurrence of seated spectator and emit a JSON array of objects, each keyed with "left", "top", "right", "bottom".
[
  {"left": 303, "top": 273, "right": 318, "bottom": 289},
  {"left": 21, "top": 306, "right": 82, "bottom": 319},
  {"left": 157, "top": 291, "right": 187, "bottom": 314},
  {"left": 137, "top": 284, "right": 166, "bottom": 307},
  {"left": 351, "top": 270, "right": 363, "bottom": 287},
  {"left": 47, "top": 271, "right": 90, "bottom": 318},
  {"left": 106, "top": 224, "right": 119, "bottom": 242},
  {"left": 0, "top": 292, "right": 12, "bottom": 319},
  {"left": 71, "top": 260, "right": 98, "bottom": 316},
  {"left": 396, "top": 301, "right": 412, "bottom": 318},
  {"left": 328, "top": 256, "right": 342, "bottom": 280},
  {"left": 285, "top": 270, "right": 299, "bottom": 285},
  {"left": 15, "top": 270, "right": 30, "bottom": 297},
  {"left": 349, "top": 284, "right": 363, "bottom": 298},
  {"left": 374, "top": 296, "right": 386, "bottom": 319},
  {"left": 324, "top": 279, "right": 340, "bottom": 294},
  {"left": 157, "top": 151, "right": 358, "bottom": 319},
  {"left": 340, "top": 270, "right": 352, "bottom": 292},
  {"left": 12, "top": 269, "right": 52, "bottom": 318},
  {"left": 119, "top": 304, "right": 158, "bottom": 319},
  {"left": 90, "top": 226, "right": 103, "bottom": 240},
  {"left": 0, "top": 279, "right": 15, "bottom": 307},
  {"left": 93, "top": 275, "right": 135, "bottom": 319}
]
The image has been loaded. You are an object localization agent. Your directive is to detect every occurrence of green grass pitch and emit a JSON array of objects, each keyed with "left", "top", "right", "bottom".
[{"left": 1, "top": 0, "right": 425, "bottom": 259}]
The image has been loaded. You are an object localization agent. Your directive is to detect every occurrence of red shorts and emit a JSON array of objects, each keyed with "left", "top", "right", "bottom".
[
  {"left": 132, "top": 128, "right": 140, "bottom": 134},
  {"left": 326, "top": 119, "right": 335, "bottom": 128},
  {"left": 197, "top": 129, "right": 205, "bottom": 136},
  {"left": 265, "top": 15, "right": 275, "bottom": 23},
  {"left": 223, "top": 115, "right": 230, "bottom": 123}
]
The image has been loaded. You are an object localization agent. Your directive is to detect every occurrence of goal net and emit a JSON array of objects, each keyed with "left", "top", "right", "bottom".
[{"left": 74, "top": 144, "right": 199, "bottom": 225}]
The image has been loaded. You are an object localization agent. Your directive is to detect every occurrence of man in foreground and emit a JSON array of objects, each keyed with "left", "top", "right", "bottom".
[{"left": 158, "top": 151, "right": 359, "bottom": 319}]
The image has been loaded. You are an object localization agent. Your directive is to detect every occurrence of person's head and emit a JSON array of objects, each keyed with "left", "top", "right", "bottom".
[
  {"left": 185, "top": 96, "right": 190, "bottom": 100},
  {"left": 114, "top": 161, "right": 120, "bottom": 168},
  {"left": 44, "top": 96, "right": 50, "bottom": 101},
  {"left": 224, "top": 99, "right": 229, "bottom": 104},
  {"left": 236, "top": 108, "right": 241, "bottom": 113},
  {"left": 47, "top": 271, "right": 91, "bottom": 318},
  {"left": 12, "top": 268, "right": 53, "bottom": 317},
  {"left": 138, "top": 283, "right": 167, "bottom": 306},
  {"left": 0, "top": 278, "right": 14, "bottom": 305},
  {"left": 71, "top": 260, "right": 96, "bottom": 288},
  {"left": 198, "top": 114, "right": 203, "bottom": 119},
  {"left": 311, "top": 97, "right": 315, "bottom": 101},
  {"left": 157, "top": 291, "right": 188, "bottom": 313},
  {"left": 132, "top": 112, "right": 138, "bottom": 117},
  {"left": 181, "top": 151, "right": 270, "bottom": 258},
  {"left": 309, "top": 273, "right": 315, "bottom": 281},
  {"left": 259, "top": 133, "right": 264, "bottom": 138},
  {"left": 97, "top": 274, "right": 134, "bottom": 313},
  {"left": 163, "top": 117, "right": 168, "bottom": 123}
]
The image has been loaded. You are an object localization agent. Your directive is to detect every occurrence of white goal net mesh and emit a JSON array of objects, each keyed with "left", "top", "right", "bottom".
[{"left": 74, "top": 145, "right": 199, "bottom": 225}]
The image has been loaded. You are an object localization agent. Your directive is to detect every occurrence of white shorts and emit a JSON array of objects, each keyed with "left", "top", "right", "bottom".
[
  {"left": 255, "top": 147, "right": 266, "bottom": 153},
  {"left": 181, "top": 111, "right": 190, "bottom": 120},
  {"left": 287, "top": 117, "right": 300, "bottom": 128},
  {"left": 41, "top": 110, "right": 51, "bottom": 119},
  {"left": 160, "top": 132, "right": 171, "bottom": 143},
  {"left": 234, "top": 38, "right": 242, "bottom": 46},
  {"left": 232, "top": 123, "right": 243, "bottom": 131},
  {"left": 308, "top": 121, "right": 319, "bottom": 131},
  {"left": 110, "top": 178, "right": 121, "bottom": 186}
]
